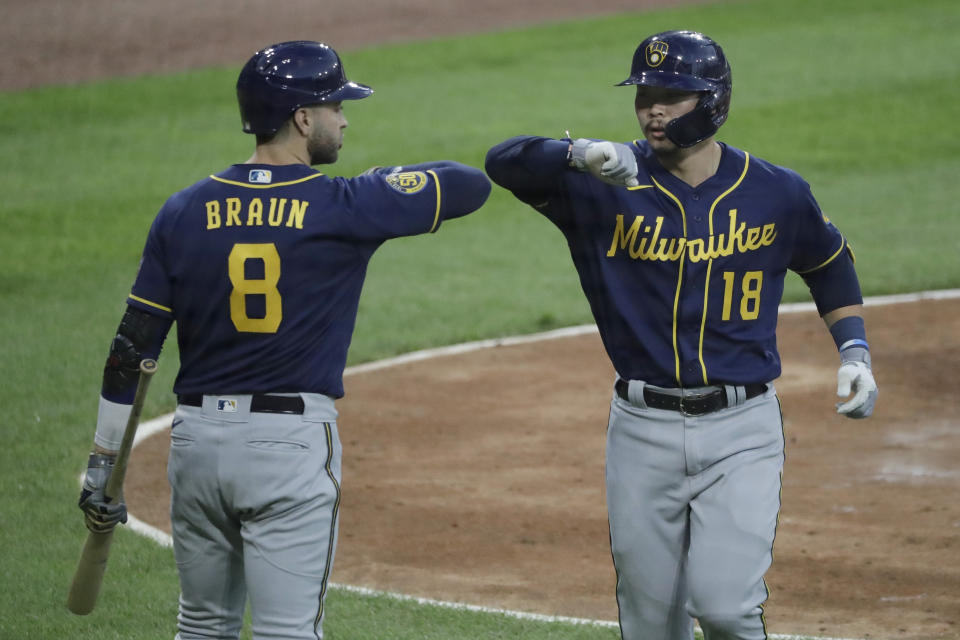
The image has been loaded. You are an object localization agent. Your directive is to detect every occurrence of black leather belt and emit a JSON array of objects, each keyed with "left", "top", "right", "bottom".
[
  {"left": 614, "top": 379, "right": 767, "bottom": 416},
  {"left": 178, "top": 394, "right": 305, "bottom": 415}
]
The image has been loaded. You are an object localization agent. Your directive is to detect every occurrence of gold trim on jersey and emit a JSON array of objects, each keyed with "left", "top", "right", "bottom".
[
  {"left": 127, "top": 294, "right": 172, "bottom": 313},
  {"left": 795, "top": 239, "right": 848, "bottom": 274},
  {"left": 698, "top": 152, "right": 751, "bottom": 384},
  {"left": 210, "top": 173, "right": 325, "bottom": 189},
  {"left": 426, "top": 169, "right": 441, "bottom": 232},
  {"left": 651, "top": 177, "right": 688, "bottom": 385}
]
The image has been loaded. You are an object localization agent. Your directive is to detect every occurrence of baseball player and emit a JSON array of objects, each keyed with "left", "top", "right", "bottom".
[
  {"left": 485, "top": 30, "right": 877, "bottom": 640},
  {"left": 76, "top": 40, "right": 490, "bottom": 639}
]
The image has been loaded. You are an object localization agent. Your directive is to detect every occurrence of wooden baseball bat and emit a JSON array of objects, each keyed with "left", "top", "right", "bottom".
[{"left": 66, "top": 359, "right": 158, "bottom": 615}]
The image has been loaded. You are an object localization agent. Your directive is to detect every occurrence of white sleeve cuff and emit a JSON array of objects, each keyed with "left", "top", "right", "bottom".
[{"left": 94, "top": 396, "right": 132, "bottom": 451}]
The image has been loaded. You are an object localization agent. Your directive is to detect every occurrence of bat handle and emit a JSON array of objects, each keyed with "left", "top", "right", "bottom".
[{"left": 104, "top": 359, "right": 157, "bottom": 500}]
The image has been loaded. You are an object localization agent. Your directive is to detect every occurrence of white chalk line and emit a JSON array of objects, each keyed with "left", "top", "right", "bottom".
[{"left": 127, "top": 288, "right": 960, "bottom": 639}]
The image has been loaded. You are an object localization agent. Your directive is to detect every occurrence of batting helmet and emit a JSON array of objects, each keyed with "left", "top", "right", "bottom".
[
  {"left": 617, "top": 30, "right": 732, "bottom": 148},
  {"left": 237, "top": 41, "right": 373, "bottom": 135}
]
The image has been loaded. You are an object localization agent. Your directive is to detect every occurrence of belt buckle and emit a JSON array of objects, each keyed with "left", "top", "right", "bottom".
[{"left": 678, "top": 392, "right": 711, "bottom": 417}]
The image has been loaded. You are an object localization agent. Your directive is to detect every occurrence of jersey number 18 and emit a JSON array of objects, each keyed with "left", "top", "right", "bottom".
[{"left": 721, "top": 270, "right": 763, "bottom": 321}]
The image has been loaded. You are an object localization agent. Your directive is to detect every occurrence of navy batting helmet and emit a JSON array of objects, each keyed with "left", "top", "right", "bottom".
[
  {"left": 617, "top": 30, "right": 732, "bottom": 148},
  {"left": 237, "top": 41, "right": 373, "bottom": 135}
]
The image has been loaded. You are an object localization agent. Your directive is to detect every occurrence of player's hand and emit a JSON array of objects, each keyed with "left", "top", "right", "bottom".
[
  {"left": 835, "top": 347, "right": 877, "bottom": 419},
  {"left": 78, "top": 453, "right": 127, "bottom": 533},
  {"left": 570, "top": 139, "right": 639, "bottom": 187}
]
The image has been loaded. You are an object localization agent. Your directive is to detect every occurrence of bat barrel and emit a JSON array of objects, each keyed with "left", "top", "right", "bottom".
[{"left": 66, "top": 531, "right": 114, "bottom": 615}]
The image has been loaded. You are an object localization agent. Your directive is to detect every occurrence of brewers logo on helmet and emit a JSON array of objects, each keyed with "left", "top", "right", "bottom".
[{"left": 645, "top": 41, "right": 668, "bottom": 67}]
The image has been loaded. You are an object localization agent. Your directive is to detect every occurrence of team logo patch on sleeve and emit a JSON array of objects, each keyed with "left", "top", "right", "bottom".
[{"left": 385, "top": 171, "right": 428, "bottom": 194}]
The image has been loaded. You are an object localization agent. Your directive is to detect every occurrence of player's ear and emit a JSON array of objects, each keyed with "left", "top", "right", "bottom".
[{"left": 290, "top": 108, "right": 312, "bottom": 138}]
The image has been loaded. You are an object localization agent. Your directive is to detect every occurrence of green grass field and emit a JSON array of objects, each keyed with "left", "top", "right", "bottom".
[{"left": 1, "top": 0, "right": 958, "bottom": 637}]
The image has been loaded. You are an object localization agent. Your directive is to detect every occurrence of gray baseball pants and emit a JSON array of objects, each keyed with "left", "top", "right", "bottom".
[
  {"left": 168, "top": 393, "right": 341, "bottom": 640},
  {"left": 606, "top": 380, "right": 783, "bottom": 640}
]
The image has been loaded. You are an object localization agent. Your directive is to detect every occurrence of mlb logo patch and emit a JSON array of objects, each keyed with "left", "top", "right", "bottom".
[
  {"left": 249, "top": 169, "right": 272, "bottom": 184},
  {"left": 216, "top": 398, "right": 238, "bottom": 413}
]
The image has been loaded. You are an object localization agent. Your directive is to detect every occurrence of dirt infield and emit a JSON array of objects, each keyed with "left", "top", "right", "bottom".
[
  {"left": 125, "top": 296, "right": 960, "bottom": 640},
  {"left": 1, "top": 0, "right": 703, "bottom": 91},
  {"left": 17, "top": 2, "right": 959, "bottom": 638}
]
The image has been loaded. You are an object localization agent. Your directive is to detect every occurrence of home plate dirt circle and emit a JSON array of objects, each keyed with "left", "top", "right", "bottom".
[{"left": 125, "top": 294, "right": 960, "bottom": 640}]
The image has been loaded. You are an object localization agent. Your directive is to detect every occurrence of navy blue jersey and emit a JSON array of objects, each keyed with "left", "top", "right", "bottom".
[
  {"left": 128, "top": 162, "right": 489, "bottom": 397},
  {"left": 486, "top": 137, "right": 852, "bottom": 387}
]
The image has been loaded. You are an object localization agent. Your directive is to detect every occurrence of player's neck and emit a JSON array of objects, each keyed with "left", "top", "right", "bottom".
[
  {"left": 656, "top": 140, "right": 721, "bottom": 188},
  {"left": 246, "top": 142, "right": 310, "bottom": 167}
]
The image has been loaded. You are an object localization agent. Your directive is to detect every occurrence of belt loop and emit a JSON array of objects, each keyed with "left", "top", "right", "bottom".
[
  {"left": 724, "top": 384, "right": 748, "bottom": 407},
  {"left": 723, "top": 385, "right": 737, "bottom": 408},
  {"left": 627, "top": 380, "right": 648, "bottom": 408}
]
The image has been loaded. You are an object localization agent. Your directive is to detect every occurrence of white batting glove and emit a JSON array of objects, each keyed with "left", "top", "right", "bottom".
[
  {"left": 836, "top": 347, "right": 877, "bottom": 419},
  {"left": 570, "top": 139, "right": 639, "bottom": 187}
]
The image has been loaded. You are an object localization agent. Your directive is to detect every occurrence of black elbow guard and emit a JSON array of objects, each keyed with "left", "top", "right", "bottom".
[{"left": 102, "top": 307, "right": 170, "bottom": 400}]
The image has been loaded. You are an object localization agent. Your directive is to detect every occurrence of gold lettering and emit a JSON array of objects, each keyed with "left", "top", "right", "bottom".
[
  {"left": 285, "top": 199, "right": 308, "bottom": 229},
  {"left": 686, "top": 239, "right": 705, "bottom": 262},
  {"left": 761, "top": 224, "right": 777, "bottom": 246},
  {"left": 247, "top": 198, "right": 263, "bottom": 226},
  {"left": 205, "top": 200, "right": 221, "bottom": 229},
  {"left": 667, "top": 238, "right": 685, "bottom": 261},
  {"left": 704, "top": 232, "right": 724, "bottom": 260},
  {"left": 728, "top": 209, "right": 747, "bottom": 254},
  {"left": 267, "top": 198, "right": 285, "bottom": 226},
  {"left": 605, "top": 208, "right": 776, "bottom": 264},
  {"left": 645, "top": 217, "right": 666, "bottom": 260},
  {"left": 633, "top": 217, "right": 660, "bottom": 259},
  {"left": 225, "top": 198, "right": 242, "bottom": 226},
  {"left": 607, "top": 215, "right": 642, "bottom": 257}
]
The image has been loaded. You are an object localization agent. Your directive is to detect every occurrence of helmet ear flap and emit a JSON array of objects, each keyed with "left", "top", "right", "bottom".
[
  {"left": 664, "top": 84, "right": 732, "bottom": 148},
  {"left": 665, "top": 94, "right": 716, "bottom": 148}
]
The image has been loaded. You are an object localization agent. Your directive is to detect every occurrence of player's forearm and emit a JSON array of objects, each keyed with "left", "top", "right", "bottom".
[
  {"left": 95, "top": 306, "right": 171, "bottom": 450},
  {"left": 822, "top": 304, "right": 862, "bottom": 328},
  {"left": 484, "top": 136, "right": 570, "bottom": 191}
]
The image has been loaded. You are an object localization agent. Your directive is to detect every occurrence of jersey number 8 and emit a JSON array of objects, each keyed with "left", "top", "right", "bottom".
[{"left": 228, "top": 243, "right": 282, "bottom": 333}]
